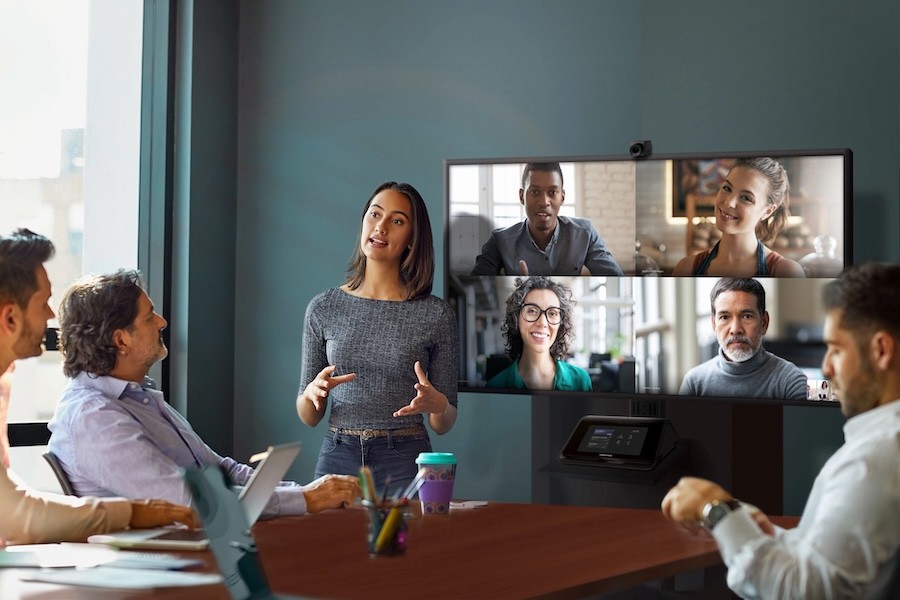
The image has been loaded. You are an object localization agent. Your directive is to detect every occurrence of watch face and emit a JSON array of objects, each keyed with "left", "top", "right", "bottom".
[
  {"left": 706, "top": 503, "right": 730, "bottom": 529},
  {"left": 703, "top": 500, "right": 738, "bottom": 530}
]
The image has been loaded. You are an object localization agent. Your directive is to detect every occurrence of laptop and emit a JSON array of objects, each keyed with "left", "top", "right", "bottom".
[
  {"left": 87, "top": 441, "right": 302, "bottom": 551},
  {"left": 184, "top": 463, "right": 303, "bottom": 599}
]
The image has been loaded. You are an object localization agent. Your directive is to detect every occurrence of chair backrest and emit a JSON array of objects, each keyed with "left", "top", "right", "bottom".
[{"left": 42, "top": 451, "right": 75, "bottom": 496}]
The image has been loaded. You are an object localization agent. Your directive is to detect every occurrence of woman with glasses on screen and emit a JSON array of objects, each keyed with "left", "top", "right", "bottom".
[
  {"left": 487, "top": 277, "right": 592, "bottom": 392},
  {"left": 296, "top": 182, "right": 458, "bottom": 492},
  {"left": 672, "top": 157, "right": 805, "bottom": 278}
]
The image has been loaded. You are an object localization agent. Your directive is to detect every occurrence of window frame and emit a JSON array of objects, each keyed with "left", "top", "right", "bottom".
[{"left": 8, "top": 0, "right": 175, "bottom": 448}]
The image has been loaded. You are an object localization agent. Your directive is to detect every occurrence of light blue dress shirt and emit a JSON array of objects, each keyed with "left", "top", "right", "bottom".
[{"left": 48, "top": 372, "right": 306, "bottom": 518}]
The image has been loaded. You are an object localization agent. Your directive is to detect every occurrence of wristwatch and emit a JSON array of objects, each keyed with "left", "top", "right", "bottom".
[{"left": 701, "top": 499, "right": 742, "bottom": 531}]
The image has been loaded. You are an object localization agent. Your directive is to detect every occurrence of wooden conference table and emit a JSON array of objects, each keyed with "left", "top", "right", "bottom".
[{"left": 1, "top": 502, "right": 799, "bottom": 599}]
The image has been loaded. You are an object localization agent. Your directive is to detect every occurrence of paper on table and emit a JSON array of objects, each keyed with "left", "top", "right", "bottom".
[
  {"left": 1, "top": 543, "right": 202, "bottom": 570},
  {"left": 1, "top": 543, "right": 117, "bottom": 568},
  {"left": 450, "top": 501, "right": 489, "bottom": 509},
  {"left": 104, "top": 552, "right": 203, "bottom": 570},
  {"left": 19, "top": 567, "right": 223, "bottom": 589}
]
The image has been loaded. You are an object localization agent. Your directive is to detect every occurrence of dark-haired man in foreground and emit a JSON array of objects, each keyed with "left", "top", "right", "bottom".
[
  {"left": 0, "top": 228, "right": 196, "bottom": 544},
  {"left": 679, "top": 277, "right": 807, "bottom": 400},
  {"left": 471, "top": 162, "right": 623, "bottom": 276},
  {"left": 663, "top": 263, "right": 900, "bottom": 598},
  {"left": 48, "top": 270, "right": 359, "bottom": 516}
]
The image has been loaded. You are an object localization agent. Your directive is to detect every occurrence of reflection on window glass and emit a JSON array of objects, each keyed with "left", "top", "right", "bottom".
[{"left": 0, "top": 0, "right": 143, "bottom": 423}]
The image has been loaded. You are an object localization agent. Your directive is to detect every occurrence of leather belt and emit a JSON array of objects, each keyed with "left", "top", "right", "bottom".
[{"left": 328, "top": 425, "right": 426, "bottom": 440}]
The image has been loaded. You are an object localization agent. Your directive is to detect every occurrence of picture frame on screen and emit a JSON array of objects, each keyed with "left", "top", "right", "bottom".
[{"left": 444, "top": 149, "right": 852, "bottom": 406}]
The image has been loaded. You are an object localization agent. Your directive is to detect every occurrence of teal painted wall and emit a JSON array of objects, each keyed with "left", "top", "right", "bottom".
[
  {"left": 232, "top": 0, "right": 642, "bottom": 501},
  {"left": 227, "top": 0, "right": 899, "bottom": 504},
  {"left": 640, "top": 0, "right": 899, "bottom": 263}
]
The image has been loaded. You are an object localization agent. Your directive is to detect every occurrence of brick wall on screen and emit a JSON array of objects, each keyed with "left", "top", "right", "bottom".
[{"left": 576, "top": 161, "right": 636, "bottom": 266}]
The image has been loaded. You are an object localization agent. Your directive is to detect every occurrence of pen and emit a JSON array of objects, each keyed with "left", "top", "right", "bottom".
[
  {"left": 399, "top": 467, "right": 428, "bottom": 500},
  {"left": 379, "top": 475, "right": 392, "bottom": 508},
  {"left": 359, "top": 466, "right": 377, "bottom": 504},
  {"left": 358, "top": 471, "right": 369, "bottom": 503},
  {"left": 404, "top": 473, "right": 427, "bottom": 501}
]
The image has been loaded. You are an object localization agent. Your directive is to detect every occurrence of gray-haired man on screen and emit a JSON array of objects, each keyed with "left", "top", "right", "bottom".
[
  {"left": 471, "top": 162, "right": 623, "bottom": 276},
  {"left": 679, "top": 277, "right": 807, "bottom": 400},
  {"left": 663, "top": 263, "right": 900, "bottom": 599}
]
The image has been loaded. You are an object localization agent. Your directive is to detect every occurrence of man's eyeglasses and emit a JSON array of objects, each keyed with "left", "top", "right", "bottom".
[{"left": 520, "top": 303, "right": 563, "bottom": 325}]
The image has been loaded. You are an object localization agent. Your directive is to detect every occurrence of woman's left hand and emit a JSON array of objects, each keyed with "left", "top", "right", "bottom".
[{"left": 393, "top": 361, "right": 448, "bottom": 417}]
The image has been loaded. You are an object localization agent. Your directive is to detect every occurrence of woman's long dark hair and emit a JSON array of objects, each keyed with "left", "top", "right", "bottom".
[{"left": 345, "top": 181, "right": 434, "bottom": 300}]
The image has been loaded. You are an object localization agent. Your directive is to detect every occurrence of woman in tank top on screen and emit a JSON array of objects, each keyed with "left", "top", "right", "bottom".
[
  {"left": 672, "top": 157, "right": 805, "bottom": 278},
  {"left": 296, "top": 182, "right": 458, "bottom": 492}
]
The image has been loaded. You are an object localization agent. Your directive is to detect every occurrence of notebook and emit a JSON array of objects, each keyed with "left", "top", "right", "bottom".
[
  {"left": 87, "top": 441, "right": 302, "bottom": 551},
  {"left": 184, "top": 463, "right": 303, "bottom": 599}
]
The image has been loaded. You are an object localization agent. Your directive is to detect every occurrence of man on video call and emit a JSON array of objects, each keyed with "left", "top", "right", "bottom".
[
  {"left": 470, "top": 162, "right": 624, "bottom": 276},
  {"left": 663, "top": 263, "right": 900, "bottom": 598},
  {"left": 48, "top": 269, "right": 359, "bottom": 517},
  {"left": 679, "top": 277, "right": 807, "bottom": 400},
  {"left": 0, "top": 229, "right": 196, "bottom": 544}
]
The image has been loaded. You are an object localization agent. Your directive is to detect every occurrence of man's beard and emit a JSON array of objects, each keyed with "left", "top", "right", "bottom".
[
  {"left": 12, "top": 321, "right": 44, "bottom": 360},
  {"left": 720, "top": 334, "right": 760, "bottom": 363},
  {"left": 839, "top": 360, "right": 880, "bottom": 418}
]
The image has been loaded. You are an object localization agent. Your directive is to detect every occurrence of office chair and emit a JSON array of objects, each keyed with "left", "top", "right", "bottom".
[{"left": 42, "top": 451, "right": 76, "bottom": 496}]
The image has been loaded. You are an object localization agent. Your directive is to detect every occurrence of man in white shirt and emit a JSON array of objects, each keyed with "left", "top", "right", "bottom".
[{"left": 662, "top": 262, "right": 900, "bottom": 599}]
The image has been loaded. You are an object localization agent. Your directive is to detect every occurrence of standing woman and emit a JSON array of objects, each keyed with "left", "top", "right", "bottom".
[
  {"left": 672, "top": 157, "right": 805, "bottom": 277},
  {"left": 297, "top": 182, "right": 458, "bottom": 492}
]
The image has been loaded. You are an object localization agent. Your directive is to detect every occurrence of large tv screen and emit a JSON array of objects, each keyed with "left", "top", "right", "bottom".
[{"left": 444, "top": 149, "right": 851, "bottom": 404}]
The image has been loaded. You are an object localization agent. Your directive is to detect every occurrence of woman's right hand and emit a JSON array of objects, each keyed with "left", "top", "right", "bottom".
[{"left": 303, "top": 365, "right": 356, "bottom": 412}]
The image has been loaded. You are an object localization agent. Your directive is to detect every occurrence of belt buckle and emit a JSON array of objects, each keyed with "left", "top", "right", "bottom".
[{"left": 361, "top": 428, "right": 378, "bottom": 440}]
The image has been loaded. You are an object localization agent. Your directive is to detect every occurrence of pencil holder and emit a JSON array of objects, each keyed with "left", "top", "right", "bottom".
[{"left": 364, "top": 500, "right": 408, "bottom": 557}]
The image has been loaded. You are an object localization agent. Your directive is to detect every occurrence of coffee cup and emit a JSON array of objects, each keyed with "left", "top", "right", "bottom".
[{"left": 415, "top": 452, "right": 457, "bottom": 514}]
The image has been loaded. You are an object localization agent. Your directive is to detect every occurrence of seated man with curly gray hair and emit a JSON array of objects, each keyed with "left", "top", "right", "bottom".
[{"left": 48, "top": 270, "right": 359, "bottom": 517}]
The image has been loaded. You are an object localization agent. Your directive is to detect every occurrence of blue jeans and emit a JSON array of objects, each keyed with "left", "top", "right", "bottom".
[{"left": 315, "top": 430, "right": 432, "bottom": 495}]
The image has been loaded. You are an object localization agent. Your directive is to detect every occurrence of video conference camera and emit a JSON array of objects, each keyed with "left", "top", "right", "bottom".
[{"left": 629, "top": 140, "right": 652, "bottom": 159}]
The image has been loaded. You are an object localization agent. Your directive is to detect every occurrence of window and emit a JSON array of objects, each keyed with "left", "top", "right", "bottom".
[
  {"left": 0, "top": 0, "right": 144, "bottom": 428},
  {"left": 449, "top": 162, "right": 579, "bottom": 231}
]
